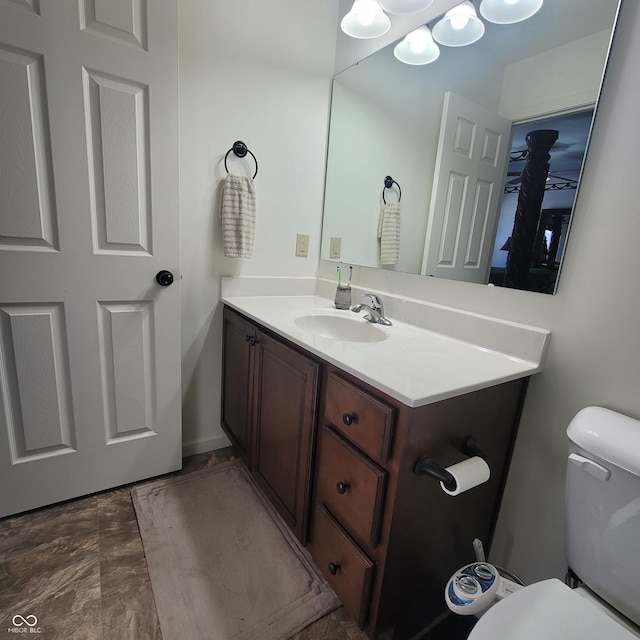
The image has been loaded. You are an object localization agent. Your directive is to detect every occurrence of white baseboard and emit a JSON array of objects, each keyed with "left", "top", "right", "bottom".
[{"left": 182, "top": 433, "right": 232, "bottom": 458}]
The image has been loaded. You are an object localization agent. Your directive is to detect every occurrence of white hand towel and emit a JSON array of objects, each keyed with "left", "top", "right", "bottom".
[
  {"left": 378, "top": 202, "right": 401, "bottom": 265},
  {"left": 221, "top": 173, "right": 256, "bottom": 258}
]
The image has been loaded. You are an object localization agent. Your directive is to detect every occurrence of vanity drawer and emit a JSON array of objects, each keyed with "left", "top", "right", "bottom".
[
  {"left": 324, "top": 372, "right": 395, "bottom": 464},
  {"left": 316, "top": 426, "right": 386, "bottom": 548},
  {"left": 312, "top": 503, "right": 374, "bottom": 629}
]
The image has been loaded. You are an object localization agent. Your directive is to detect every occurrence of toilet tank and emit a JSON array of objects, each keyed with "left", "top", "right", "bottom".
[{"left": 565, "top": 406, "right": 640, "bottom": 628}]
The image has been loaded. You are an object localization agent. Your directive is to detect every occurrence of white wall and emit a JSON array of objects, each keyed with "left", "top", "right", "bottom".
[
  {"left": 179, "top": 0, "right": 338, "bottom": 454},
  {"left": 319, "top": 0, "right": 640, "bottom": 584},
  {"left": 498, "top": 30, "right": 611, "bottom": 121}
]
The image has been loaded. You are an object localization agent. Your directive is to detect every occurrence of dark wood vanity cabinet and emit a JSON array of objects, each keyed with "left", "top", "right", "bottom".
[
  {"left": 222, "top": 305, "right": 528, "bottom": 639},
  {"left": 308, "top": 368, "right": 528, "bottom": 640},
  {"left": 222, "top": 306, "right": 319, "bottom": 543}
]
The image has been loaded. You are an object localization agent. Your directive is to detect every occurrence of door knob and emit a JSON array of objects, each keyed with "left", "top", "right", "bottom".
[
  {"left": 328, "top": 562, "right": 341, "bottom": 575},
  {"left": 155, "top": 270, "right": 174, "bottom": 286}
]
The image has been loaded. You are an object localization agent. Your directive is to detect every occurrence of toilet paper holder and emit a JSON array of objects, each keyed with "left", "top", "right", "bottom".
[{"left": 413, "top": 436, "right": 487, "bottom": 491}]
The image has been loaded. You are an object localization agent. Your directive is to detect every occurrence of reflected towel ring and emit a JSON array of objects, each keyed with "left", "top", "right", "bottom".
[
  {"left": 383, "top": 175, "right": 401, "bottom": 204},
  {"left": 224, "top": 140, "right": 258, "bottom": 179}
]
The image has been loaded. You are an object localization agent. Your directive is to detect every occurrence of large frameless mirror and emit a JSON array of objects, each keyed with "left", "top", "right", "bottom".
[{"left": 321, "top": 0, "right": 621, "bottom": 294}]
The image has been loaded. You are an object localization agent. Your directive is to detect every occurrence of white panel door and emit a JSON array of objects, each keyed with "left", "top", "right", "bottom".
[
  {"left": 421, "top": 91, "right": 512, "bottom": 282},
  {"left": 0, "top": 0, "right": 180, "bottom": 517}
]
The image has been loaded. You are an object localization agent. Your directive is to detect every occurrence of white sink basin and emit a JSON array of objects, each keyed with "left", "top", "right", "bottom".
[{"left": 294, "top": 313, "right": 388, "bottom": 343}]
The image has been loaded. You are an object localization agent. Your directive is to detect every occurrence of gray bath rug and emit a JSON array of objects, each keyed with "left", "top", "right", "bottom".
[{"left": 132, "top": 459, "right": 339, "bottom": 640}]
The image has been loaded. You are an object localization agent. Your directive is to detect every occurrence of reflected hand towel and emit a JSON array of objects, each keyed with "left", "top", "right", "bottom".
[
  {"left": 378, "top": 202, "right": 400, "bottom": 265},
  {"left": 221, "top": 174, "right": 256, "bottom": 258}
]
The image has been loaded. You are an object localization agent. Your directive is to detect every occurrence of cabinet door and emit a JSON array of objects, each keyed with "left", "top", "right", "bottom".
[
  {"left": 253, "top": 332, "right": 320, "bottom": 544},
  {"left": 221, "top": 308, "right": 257, "bottom": 460}
]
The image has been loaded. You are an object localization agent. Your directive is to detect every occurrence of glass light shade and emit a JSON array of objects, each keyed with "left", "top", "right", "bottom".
[
  {"left": 378, "top": 0, "right": 434, "bottom": 15},
  {"left": 341, "top": 0, "right": 391, "bottom": 39},
  {"left": 432, "top": 1, "right": 485, "bottom": 47},
  {"left": 394, "top": 27, "right": 440, "bottom": 65},
  {"left": 479, "top": 0, "right": 543, "bottom": 24}
]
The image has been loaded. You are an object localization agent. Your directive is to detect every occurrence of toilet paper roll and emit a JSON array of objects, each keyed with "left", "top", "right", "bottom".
[{"left": 440, "top": 456, "right": 490, "bottom": 496}]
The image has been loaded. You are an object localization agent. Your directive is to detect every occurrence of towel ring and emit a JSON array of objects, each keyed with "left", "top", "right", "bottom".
[
  {"left": 383, "top": 175, "right": 401, "bottom": 204},
  {"left": 224, "top": 140, "right": 258, "bottom": 179}
]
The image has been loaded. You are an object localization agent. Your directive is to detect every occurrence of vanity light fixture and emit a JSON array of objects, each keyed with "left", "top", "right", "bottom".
[
  {"left": 432, "top": 0, "right": 485, "bottom": 47},
  {"left": 378, "top": 0, "right": 434, "bottom": 15},
  {"left": 341, "top": 0, "right": 391, "bottom": 39},
  {"left": 394, "top": 26, "right": 440, "bottom": 64},
  {"left": 479, "top": 0, "right": 543, "bottom": 24}
]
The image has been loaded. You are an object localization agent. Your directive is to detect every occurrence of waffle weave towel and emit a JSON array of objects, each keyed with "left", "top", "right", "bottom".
[
  {"left": 377, "top": 202, "right": 400, "bottom": 265},
  {"left": 221, "top": 174, "right": 256, "bottom": 258}
]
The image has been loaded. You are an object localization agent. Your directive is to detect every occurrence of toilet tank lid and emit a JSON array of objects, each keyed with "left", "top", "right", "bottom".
[{"left": 567, "top": 407, "right": 640, "bottom": 477}]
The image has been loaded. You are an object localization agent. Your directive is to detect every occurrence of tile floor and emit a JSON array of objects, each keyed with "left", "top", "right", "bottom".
[{"left": 0, "top": 448, "right": 366, "bottom": 640}]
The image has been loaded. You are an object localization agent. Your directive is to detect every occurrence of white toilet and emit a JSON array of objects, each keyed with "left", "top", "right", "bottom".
[{"left": 448, "top": 406, "right": 640, "bottom": 639}]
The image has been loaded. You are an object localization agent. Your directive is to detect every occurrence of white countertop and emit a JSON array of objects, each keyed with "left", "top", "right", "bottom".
[{"left": 221, "top": 291, "right": 549, "bottom": 408}]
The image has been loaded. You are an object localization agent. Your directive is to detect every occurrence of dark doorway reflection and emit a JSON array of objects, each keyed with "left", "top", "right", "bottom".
[{"left": 489, "top": 110, "right": 593, "bottom": 294}]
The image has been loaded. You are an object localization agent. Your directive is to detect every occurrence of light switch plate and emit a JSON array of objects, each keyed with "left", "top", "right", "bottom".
[
  {"left": 329, "top": 236, "right": 341, "bottom": 259},
  {"left": 295, "top": 233, "right": 309, "bottom": 257}
]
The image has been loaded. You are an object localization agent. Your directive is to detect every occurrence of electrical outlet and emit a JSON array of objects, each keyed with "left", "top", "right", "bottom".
[
  {"left": 295, "top": 233, "right": 309, "bottom": 257},
  {"left": 329, "top": 236, "right": 342, "bottom": 259}
]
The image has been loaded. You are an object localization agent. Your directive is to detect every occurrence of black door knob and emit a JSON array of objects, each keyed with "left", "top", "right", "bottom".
[
  {"left": 328, "top": 562, "right": 341, "bottom": 576},
  {"left": 156, "top": 270, "right": 174, "bottom": 286}
]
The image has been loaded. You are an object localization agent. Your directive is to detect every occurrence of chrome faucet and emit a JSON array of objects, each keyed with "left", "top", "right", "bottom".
[{"left": 351, "top": 293, "right": 392, "bottom": 326}]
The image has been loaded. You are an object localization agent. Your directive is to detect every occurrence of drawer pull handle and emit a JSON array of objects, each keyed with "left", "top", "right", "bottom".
[
  {"left": 336, "top": 481, "right": 350, "bottom": 495},
  {"left": 328, "top": 562, "right": 341, "bottom": 575},
  {"left": 342, "top": 412, "right": 358, "bottom": 426}
]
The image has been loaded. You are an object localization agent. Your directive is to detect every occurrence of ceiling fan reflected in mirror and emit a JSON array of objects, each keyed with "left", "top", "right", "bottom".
[{"left": 505, "top": 171, "right": 579, "bottom": 190}]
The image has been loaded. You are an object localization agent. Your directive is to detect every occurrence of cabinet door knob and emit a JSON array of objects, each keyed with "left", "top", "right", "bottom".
[
  {"left": 245, "top": 334, "right": 258, "bottom": 346},
  {"left": 342, "top": 412, "right": 357, "bottom": 426},
  {"left": 328, "top": 562, "right": 341, "bottom": 575},
  {"left": 336, "top": 481, "right": 350, "bottom": 495}
]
